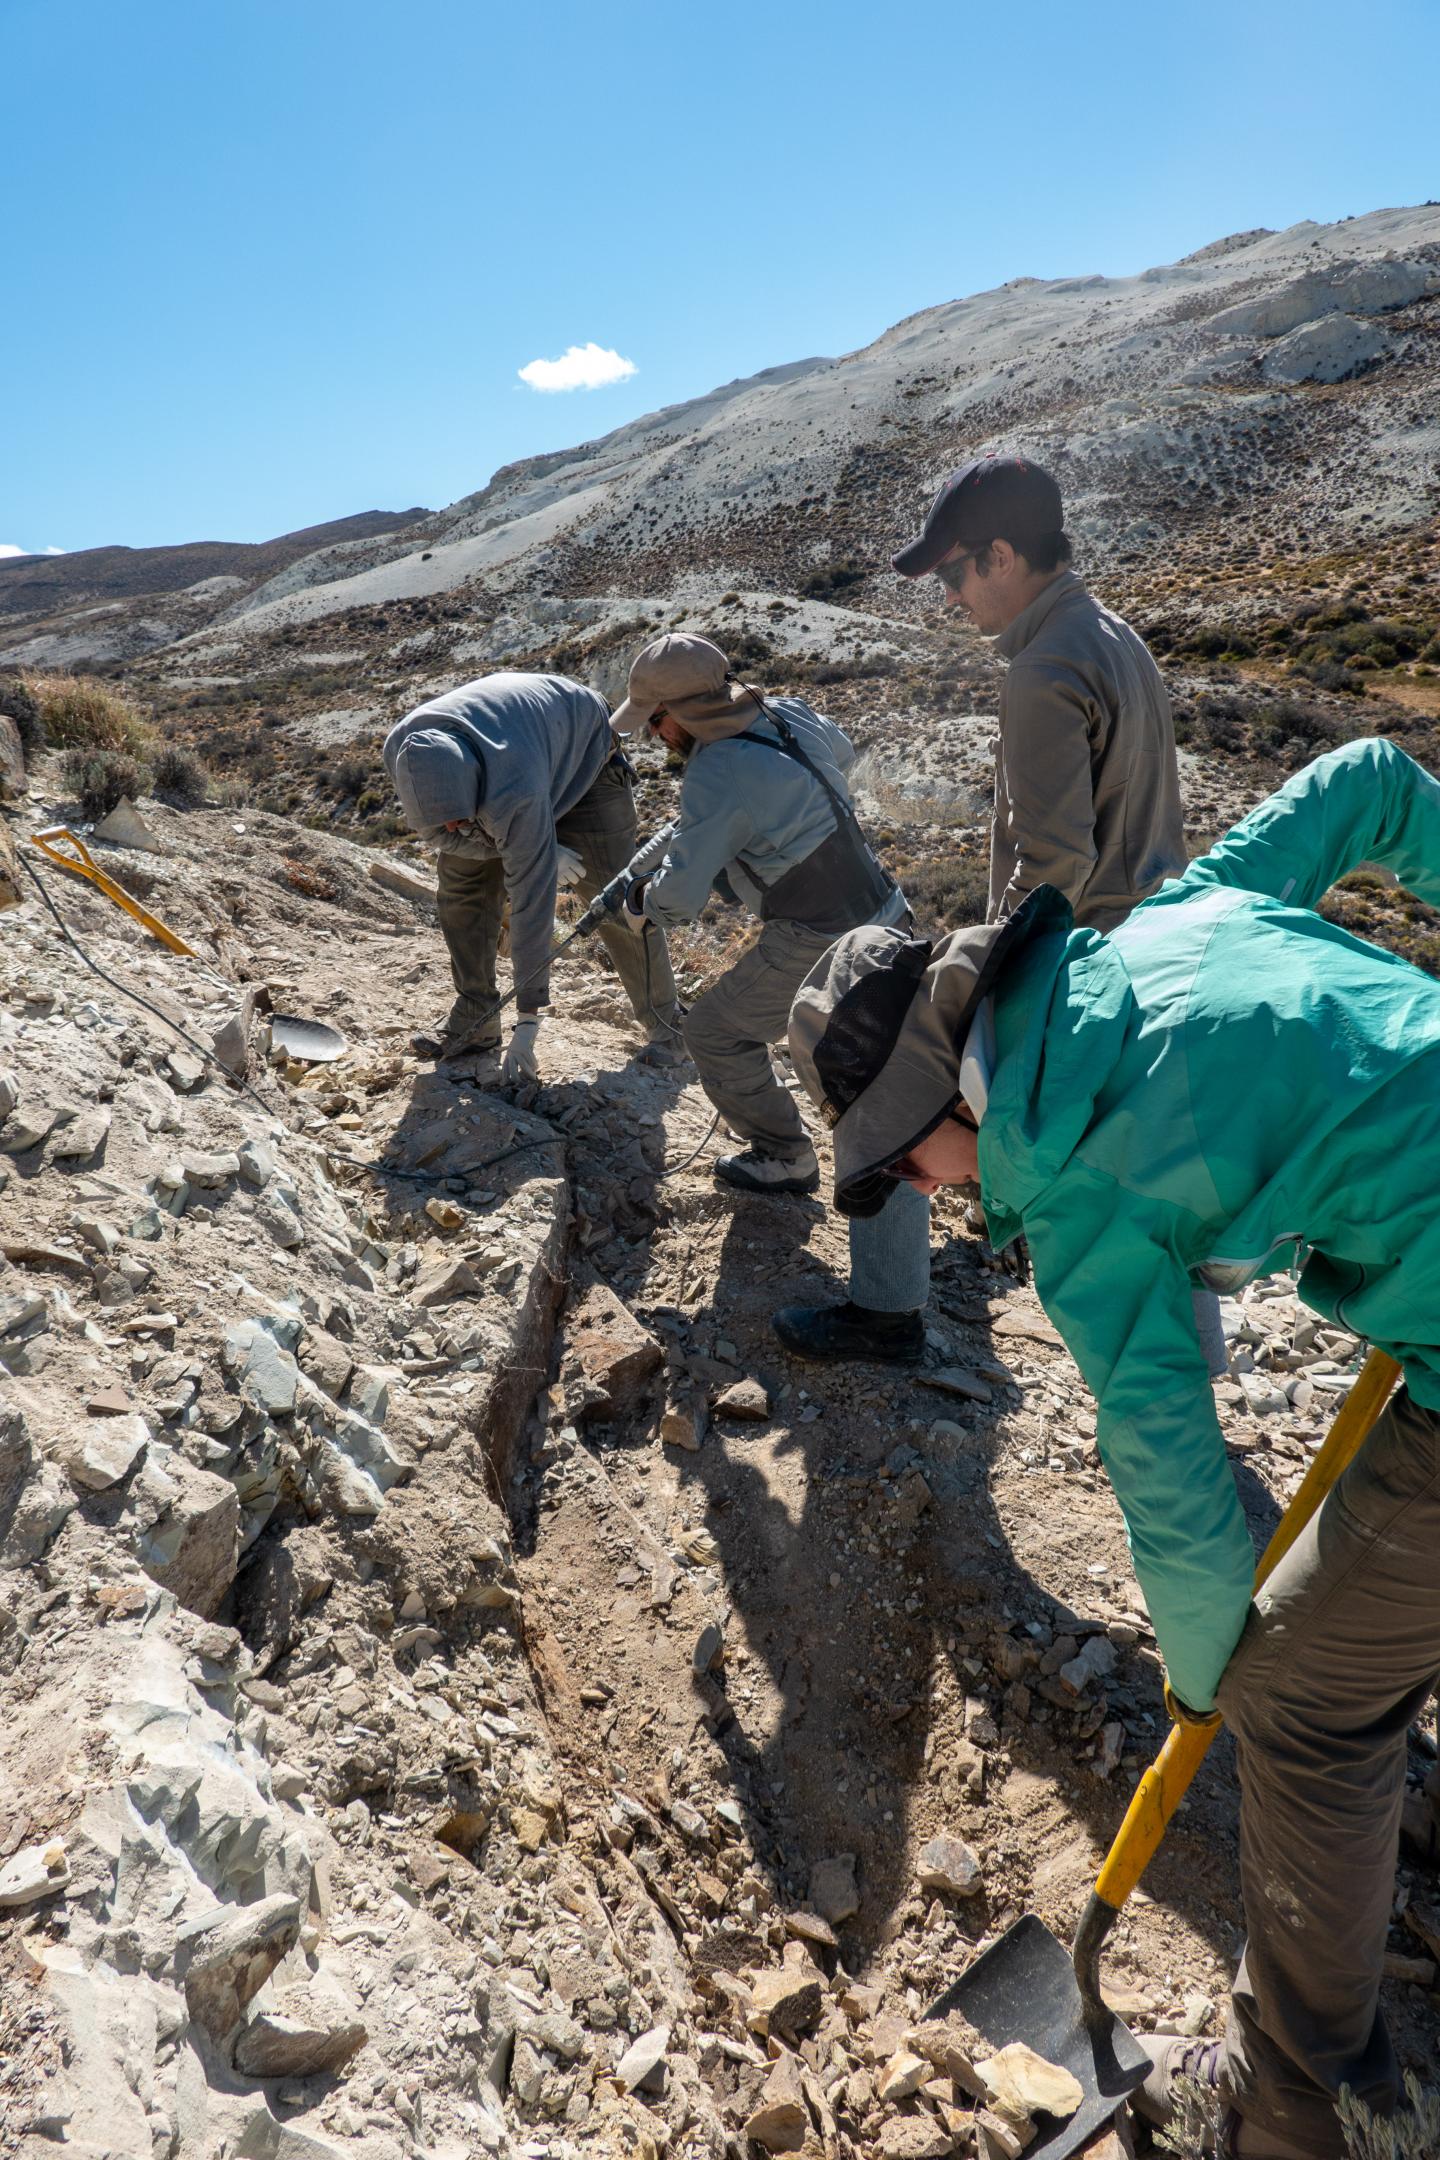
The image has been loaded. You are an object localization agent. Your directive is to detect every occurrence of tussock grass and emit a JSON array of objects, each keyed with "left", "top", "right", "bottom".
[{"left": 25, "top": 673, "right": 155, "bottom": 756}]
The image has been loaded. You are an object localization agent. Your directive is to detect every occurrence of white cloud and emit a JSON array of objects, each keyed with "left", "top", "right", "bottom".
[
  {"left": 0, "top": 543, "right": 64, "bottom": 558},
  {"left": 44, "top": 546, "right": 65, "bottom": 556},
  {"left": 518, "top": 342, "right": 637, "bottom": 393}
]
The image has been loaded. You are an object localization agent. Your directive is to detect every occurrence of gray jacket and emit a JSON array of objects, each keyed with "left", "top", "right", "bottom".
[
  {"left": 643, "top": 698, "right": 861, "bottom": 930},
  {"left": 383, "top": 671, "right": 613, "bottom": 1006},
  {"left": 990, "top": 572, "right": 1185, "bottom": 932}
]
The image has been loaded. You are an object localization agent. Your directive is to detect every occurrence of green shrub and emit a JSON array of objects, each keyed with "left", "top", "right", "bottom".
[
  {"left": 0, "top": 673, "right": 44, "bottom": 753},
  {"left": 150, "top": 745, "right": 210, "bottom": 806},
  {"left": 62, "top": 747, "right": 149, "bottom": 821},
  {"left": 27, "top": 673, "right": 154, "bottom": 754}
]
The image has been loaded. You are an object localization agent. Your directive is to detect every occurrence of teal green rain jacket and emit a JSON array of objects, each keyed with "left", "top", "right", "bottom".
[{"left": 977, "top": 738, "right": 1440, "bottom": 1710}]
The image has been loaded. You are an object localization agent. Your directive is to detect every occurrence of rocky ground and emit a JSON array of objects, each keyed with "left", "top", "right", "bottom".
[
  {"left": 3, "top": 729, "right": 1440, "bottom": 2160},
  {"left": 4, "top": 199, "right": 1440, "bottom": 2160}
]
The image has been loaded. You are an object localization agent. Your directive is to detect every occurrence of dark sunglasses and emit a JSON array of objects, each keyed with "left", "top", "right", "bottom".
[
  {"left": 646, "top": 706, "right": 670, "bottom": 731},
  {"left": 935, "top": 548, "right": 980, "bottom": 596}
]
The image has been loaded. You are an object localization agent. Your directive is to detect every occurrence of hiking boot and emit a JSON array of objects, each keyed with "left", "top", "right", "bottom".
[
  {"left": 713, "top": 1145, "right": 820, "bottom": 1196},
  {"left": 1132, "top": 2038, "right": 1308, "bottom": 2160},
  {"left": 1132, "top": 2037, "right": 1225, "bottom": 2135},
  {"left": 411, "top": 1021, "right": 501, "bottom": 1063},
  {"left": 772, "top": 1300, "right": 925, "bottom": 1364}
]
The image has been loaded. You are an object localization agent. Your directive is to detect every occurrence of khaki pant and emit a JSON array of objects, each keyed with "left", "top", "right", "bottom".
[
  {"left": 1216, "top": 1385, "right": 1440, "bottom": 2154},
  {"left": 681, "top": 916, "right": 836, "bottom": 1157},
  {"left": 435, "top": 759, "right": 679, "bottom": 1043}
]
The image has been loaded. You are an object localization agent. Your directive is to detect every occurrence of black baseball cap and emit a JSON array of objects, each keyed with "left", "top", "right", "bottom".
[{"left": 892, "top": 455, "right": 1065, "bottom": 578}]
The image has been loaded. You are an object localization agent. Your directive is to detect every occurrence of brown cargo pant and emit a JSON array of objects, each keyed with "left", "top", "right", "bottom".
[
  {"left": 435, "top": 759, "right": 680, "bottom": 1043},
  {"left": 1215, "top": 1384, "right": 1440, "bottom": 2155},
  {"left": 681, "top": 916, "right": 837, "bottom": 1158}
]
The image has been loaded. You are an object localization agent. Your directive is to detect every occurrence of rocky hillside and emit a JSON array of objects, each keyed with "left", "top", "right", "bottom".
[
  {"left": 4, "top": 203, "right": 1440, "bottom": 2160},
  {"left": 0, "top": 510, "right": 430, "bottom": 667},
  {"left": 5, "top": 205, "right": 1436, "bottom": 922}
]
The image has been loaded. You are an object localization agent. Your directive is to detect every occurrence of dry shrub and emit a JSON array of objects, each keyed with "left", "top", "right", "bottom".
[
  {"left": 150, "top": 745, "right": 210, "bottom": 806},
  {"left": 27, "top": 673, "right": 154, "bottom": 755},
  {"left": 61, "top": 747, "right": 148, "bottom": 821},
  {"left": 279, "top": 855, "right": 339, "bottom": 901}
]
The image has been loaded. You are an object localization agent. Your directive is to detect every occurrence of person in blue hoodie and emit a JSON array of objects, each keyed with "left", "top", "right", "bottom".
[{"left": 383, "top": 671, "right": 679, "bottom": 1078}]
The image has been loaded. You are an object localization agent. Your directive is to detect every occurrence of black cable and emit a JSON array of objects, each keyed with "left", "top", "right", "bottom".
[
  {"left": 20, "top": 853, "right": 281, "bottom": 1117},
  {"left": 655, "top": 1107, "right": 722, "bottom": 1182},
  {"left": 21, "top": 851, "right": 562, "bottom": 1192}
]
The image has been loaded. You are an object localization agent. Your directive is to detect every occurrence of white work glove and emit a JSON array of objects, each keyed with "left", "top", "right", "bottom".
[
  {"left": 621, "top": 877, "right": 650, "bottom": 936},
  {"left": 555, "top": 845, "right": 584, "bottom": 891},
  {"left": 501, "top": 1016, "right": 542, "bottom": 1083}
]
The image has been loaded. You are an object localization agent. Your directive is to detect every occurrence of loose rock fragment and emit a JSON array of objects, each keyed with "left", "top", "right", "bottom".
[
  {"left": 233, "top": 1976, "right": 368, "bottom": 2077},
  {"left": 916, "top": 1833, "right": 983, "bottom": 1896},
  {"left": 977, "top": 2041, "right": 1083, "bottom": 2122},
  {"left": 743, "top": 2050, "right": 810, "bottom": 2152},
  {"left": 876, "top": 2048, "right": 929, "bottom": 2102},
  {"left": 413, "top": 1255, "right": 482, "bottom": 1307},
  {"left": 565, "top": 1280, "right": 663, "bottom": 1410},
  {"left": 920, "top": 1366, "right": 993, "bottom": 1403},
  {"left": 880, "top": 2118, "right": 953, "bottom": 2160},
  {"left": 176, "top": 1893, "right": 302, "bottom": 2045},
  {"left": 0, "top": 1838, "right": 71, "bottom": 1908},
  {"left": 614, "top": 2022, "right": 671, "bottom": 2093},
  {"left": 714, "top": 1376, "right": 770, "bottom": 1420},
  {"left": 66, "top": 1412, "right": 149, "bottom": 1492},
  {"left": 976, "top": 2107, "right": 1037, "bottom": 2159},
  {"left": 750, "top": 1960, "right": 823, "bottom": 2037},
  {"left": 661, "top": 1399, "right": 704, "bottom": 1451},
  {"left": 810, "top": 1852, "right": 859, "bottom": 1925}
]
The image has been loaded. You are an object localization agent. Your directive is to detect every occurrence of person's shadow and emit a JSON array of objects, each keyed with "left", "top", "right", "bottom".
[{"left": 663, "top": 1191, "right": 1281, "bottom": 1998}]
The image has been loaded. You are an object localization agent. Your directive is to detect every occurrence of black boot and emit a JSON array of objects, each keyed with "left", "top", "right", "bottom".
[{"left": 772, "top": 1300, "right": 925, "bottom": 1364}]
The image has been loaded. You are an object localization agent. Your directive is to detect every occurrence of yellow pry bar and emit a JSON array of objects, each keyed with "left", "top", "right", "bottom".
[{"left": 30, "top": 825, "right": 198, "bottom": 958}]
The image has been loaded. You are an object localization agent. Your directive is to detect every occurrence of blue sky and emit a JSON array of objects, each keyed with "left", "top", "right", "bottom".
[{"left": 3, "top": 0, "right": 1436, "bottom": 556}]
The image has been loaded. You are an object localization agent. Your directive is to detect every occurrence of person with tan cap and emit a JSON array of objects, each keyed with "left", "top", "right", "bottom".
[
  {"left": 773, "top": 451, "right": 1191, "bottom": 1363},
  {"left": 612, "top": 632, "right": 904, "bottom": 1193},
  {"left": 785, "top": 738, "right": 1440, "bottom": 2159}
]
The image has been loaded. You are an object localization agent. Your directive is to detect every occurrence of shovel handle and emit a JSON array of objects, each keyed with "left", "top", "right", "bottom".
[{"left": 1094, "top": 1346, "right": 1401, "bottom": 1912}]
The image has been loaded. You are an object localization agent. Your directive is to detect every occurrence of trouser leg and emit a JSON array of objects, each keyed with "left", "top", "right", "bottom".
[
  {"left": 681, "top": 919, "right": 830, "bottom": 1156},
  {"left": 848, "top": 1184, "right": 931, "bottom": 1313},
  {"left": 1192, "top": 1285, "right": 1229, "bottom": 1379},
  {"left": 435, "top": 850, "right": 506, "bottom": 1041},
  {"left": 557, "top": 761, "right": 680, "bottom": 1036},
  {"left": 1215, "top": 1385, "right": 1440, "bottom": 2155}
]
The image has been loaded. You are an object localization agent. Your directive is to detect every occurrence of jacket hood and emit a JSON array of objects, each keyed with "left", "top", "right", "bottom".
[
  {"left": 976, "top": 913, "right": 1138, "bottom": 1248},
  {"left": 788, "top": 885, "right": 1066, "bottom": 1217},
  {"left": 391, "top": 728, "right": 485, "bottom": 834}
]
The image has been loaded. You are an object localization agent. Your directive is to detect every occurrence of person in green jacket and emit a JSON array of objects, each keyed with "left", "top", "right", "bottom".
[{"left": 786, "top": 736, "right": 1440, "bottom": 2160}]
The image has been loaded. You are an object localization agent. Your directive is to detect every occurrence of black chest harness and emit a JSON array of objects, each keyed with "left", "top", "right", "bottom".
[{"left": 735, "top": 698, "right": 896, "bottom": 936}]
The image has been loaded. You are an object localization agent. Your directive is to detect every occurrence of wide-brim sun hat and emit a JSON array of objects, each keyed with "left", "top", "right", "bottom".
[
  {"left": 787, "top": 889, "right": 1057, "bottom": 1215},
  {"left": 611, "top": 631, "right": 756, "bottom": 742}
]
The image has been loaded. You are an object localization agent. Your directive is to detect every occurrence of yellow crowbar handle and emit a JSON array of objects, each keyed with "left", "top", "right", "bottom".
[
  {"left": 30, "top": 826, "right": 197, "bottom": 958},
  {"left": 1075, "top": 1346, "right": 1402, "bottom": 2020}
]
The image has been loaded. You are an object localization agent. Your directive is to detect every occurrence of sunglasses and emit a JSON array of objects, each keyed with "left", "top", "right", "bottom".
[
  {"left": 935, "top": 548, "right": 980, "bottom": 596},
  {"left": 646, "top": 706, "right": 670, "bottom": 732},
  {"left": 885, "top": 1105, "right": 979, "bottom": 1186}
]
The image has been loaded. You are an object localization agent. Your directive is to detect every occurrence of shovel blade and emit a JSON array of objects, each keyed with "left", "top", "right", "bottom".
[{"left": 927, "top": 1915, "right": 1148, "bottom": 2160}]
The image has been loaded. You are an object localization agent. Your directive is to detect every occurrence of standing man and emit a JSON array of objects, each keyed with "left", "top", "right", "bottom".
[
  {"left": 774, "top": 454, "right": 1188, "bottom": 1363},
  {"left": 611, "top": 632, "right": 905, "bottom": 1193},
  {"left": 785, "top": 738, "right": 1440, "bottom": 2160},
  {"left": 383, "top": 671, "right": 680, "bottom": 1079}
]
